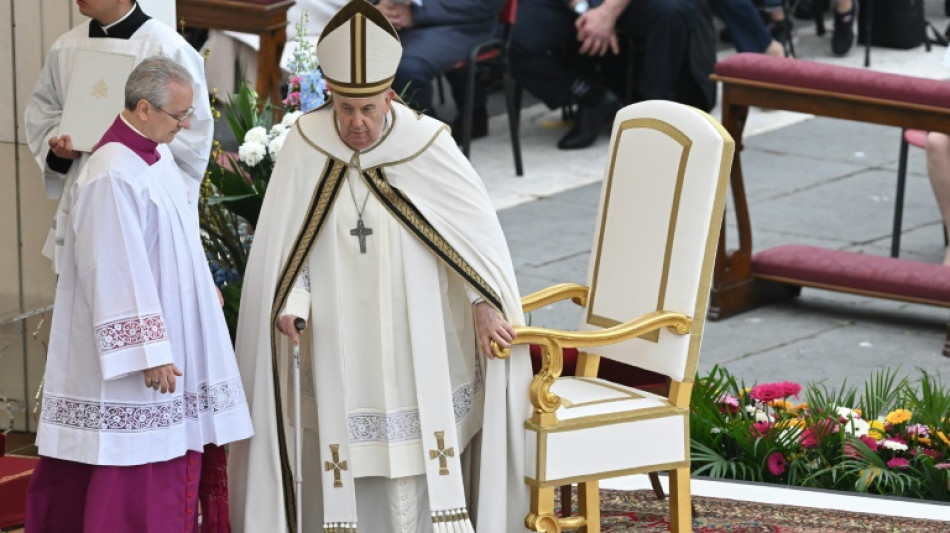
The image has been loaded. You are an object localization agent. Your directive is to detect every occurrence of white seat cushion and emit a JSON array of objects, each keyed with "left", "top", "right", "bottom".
[{"left": 525, "top": 377, "right": 688, "bottom": 486}]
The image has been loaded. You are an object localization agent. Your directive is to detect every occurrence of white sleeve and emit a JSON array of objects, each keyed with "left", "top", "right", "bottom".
[
  {"left": 463, "top": 284, "right": 484, "bottom": 305},
  {"left": 281, "top": 264, "right": 312, "bottom": 319},
  {"left": 167, "top": 43, "right": 214, "bottom": 206},
  {"left": 71, "top": 173, "right": 176, "bottom": 380},
  {"left": 24, "top": 47, "right": 71, "bottom": 199}
]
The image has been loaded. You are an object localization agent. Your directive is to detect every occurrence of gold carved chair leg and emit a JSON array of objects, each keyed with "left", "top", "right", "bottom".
[
  {"left": 578, "top": 480, "right": 600, "bottom": 533},
  {"left": 668, "top": 467, "right": 693, "bottom": 533}
]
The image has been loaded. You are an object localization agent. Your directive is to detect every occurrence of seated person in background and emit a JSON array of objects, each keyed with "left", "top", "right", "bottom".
[
  {"left": 925, "top": 132, "right": 950, "bottom": 266},
  {"left": 712, "top": 0, "right": 785, "bottom": 57},
  {"left": 510, "top": 0, "right": 717, "bottom": 150},
  {"left": 376, "top": 0, "right": 504, "bottom": 141}
]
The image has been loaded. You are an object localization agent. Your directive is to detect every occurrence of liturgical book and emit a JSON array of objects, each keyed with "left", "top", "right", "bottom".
[{"left": 60, "top": 49, "right": 136, "bottom": 152}]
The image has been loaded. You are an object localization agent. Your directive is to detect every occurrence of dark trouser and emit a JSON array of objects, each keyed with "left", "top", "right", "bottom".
[
  {"left": 394, "top": 50, "right": 489, "bottom": 119},
  {"left": 712, "top": 0, "right": 773, "bottom": 53},
  {"left": 510, "top": 0, "right": 706, "bottom": 109}
]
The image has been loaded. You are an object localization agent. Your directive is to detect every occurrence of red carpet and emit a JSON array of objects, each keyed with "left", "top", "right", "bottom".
[
  {"left": 597, "top": 490, "right": 948, "bottom": 532},
  {"left": 0, "top": 455, "right": 37, "bottom": 530}
]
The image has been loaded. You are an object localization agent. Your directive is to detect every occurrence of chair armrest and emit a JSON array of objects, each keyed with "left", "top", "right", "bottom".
[
  {"left": 492, "top": 310, "right": 691, "bottom": 416},
  {"left": 520, "top": 283, "right": 589, "bottom": 313}
]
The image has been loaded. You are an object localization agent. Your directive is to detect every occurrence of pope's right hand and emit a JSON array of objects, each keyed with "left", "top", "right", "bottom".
[
  {"left": 49, "top": 135, "right": 80, "bottom": 160},
  {"left": 277, "top": 314, "right": 303, "bottom": 346}
]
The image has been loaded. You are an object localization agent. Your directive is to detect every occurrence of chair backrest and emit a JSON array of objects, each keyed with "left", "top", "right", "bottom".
[
  {"left": 578, "top": 100, "right": 734, "bottom": 383},
  {"left": 498, "top": 0, "right": 518, "bottom": 26}
]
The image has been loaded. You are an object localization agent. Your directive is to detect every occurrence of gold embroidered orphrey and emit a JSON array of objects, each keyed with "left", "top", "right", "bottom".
[
  {"left": 91, "top": 79, "right": 108, "bottom": 98},
  {"left": 325, "top": 444, "right": 349, "bottom": 488},
  {"left": 428, "top": 431, "right": 455, "bottom": 476}
]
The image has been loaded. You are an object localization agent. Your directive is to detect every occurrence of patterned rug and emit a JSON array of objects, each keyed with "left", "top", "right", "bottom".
[{"left": 594, "top": 490, "right": 948, "bottom": 532}]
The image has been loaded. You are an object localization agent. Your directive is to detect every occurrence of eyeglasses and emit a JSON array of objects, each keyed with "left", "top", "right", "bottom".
[{"left": 149, "top": 102, "right": 195, "bottom": 127}]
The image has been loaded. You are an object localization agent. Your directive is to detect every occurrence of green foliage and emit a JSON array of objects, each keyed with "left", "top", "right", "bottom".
[{"left": 690, "top": 366, "right": 950, "bottom": 502}]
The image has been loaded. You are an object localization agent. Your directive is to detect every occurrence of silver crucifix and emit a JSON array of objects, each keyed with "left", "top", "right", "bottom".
[{"left": 350, "top": 218, "right": 373, "bottom": 253}]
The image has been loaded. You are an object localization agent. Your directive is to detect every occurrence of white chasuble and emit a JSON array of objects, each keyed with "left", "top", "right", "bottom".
[
  {"left": 36, "top": 143, "right": 253, "bottom": 466},
  {"left": 229, "top": 101, "right": 533, "bottom": 533},
  {"left": 24, "top": 18, "right": 212, "bottom": 273}
]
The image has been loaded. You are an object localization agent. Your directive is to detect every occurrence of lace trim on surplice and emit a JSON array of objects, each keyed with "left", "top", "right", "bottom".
[{"left": 41, "top": 378, "right": 247, "bottom": 432}]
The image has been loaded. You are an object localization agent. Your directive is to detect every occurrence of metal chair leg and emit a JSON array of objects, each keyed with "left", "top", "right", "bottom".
[
  {"left": 461, "top": 60, "right": 477, "bottom": 159},
  {"left": 503, "top": 66, "right": 524, "bottom": 176},
  {"left": 892, "top": 130, "right": 909, "bottom": 258}
]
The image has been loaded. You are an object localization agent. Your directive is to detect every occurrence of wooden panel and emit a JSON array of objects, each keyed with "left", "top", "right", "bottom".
[
  {"left": 17, "top": 143, "right": 57, "bottom": 299},
  {"left": 13, "top": 0, "right": 43, "bottom": 145},
  {"left": 0, "top": 1, "right": 14, "bottom": 143}
]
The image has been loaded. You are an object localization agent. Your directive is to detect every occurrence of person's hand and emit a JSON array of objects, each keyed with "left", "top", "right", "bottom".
[
  {"left": 277, "top": 314, "right": 304, "bottom": 346},
  {"left": 48, "top": 135, "right": 80, "bottom": 160},
  {"left": 576, "top": 4, "right": 621, "bottom": 57},
  {"left": 143, "top": 363, "right": 183, "bottom": 394},
  {"left": 377, "top": 0, "right": 414, "bottom": 30},
  {"left": 216, "top": 286, "right": 224, "bottom": 307},
  {"left": 475, "top": 302, "right": 516, "bottom": 359}
]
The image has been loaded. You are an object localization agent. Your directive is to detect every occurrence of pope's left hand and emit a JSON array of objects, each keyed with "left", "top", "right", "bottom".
[
  {"left": 475, "top": 302, "right": 516, "bottom": 359},
  {"left": 378, "top": 0, "right": 414, "bottom": 30}
]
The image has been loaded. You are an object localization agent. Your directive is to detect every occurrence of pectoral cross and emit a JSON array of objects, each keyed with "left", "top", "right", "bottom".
[
  {"left": 324, "top": 444, "right": 348, "bottom": 488},
  {"left": 428, "top": 431, "right": 455, "bottom": 476},
  {"left": 349, "top": 219, "right": 372, "bottom": 254}
]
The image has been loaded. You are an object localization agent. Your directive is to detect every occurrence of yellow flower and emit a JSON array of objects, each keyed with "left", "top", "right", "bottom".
[
  {"left": 786, "top": 402, "right": 808, "bottom": 414},
  {"left": 770, "top": 400, "right": 793, "bottom": 410},
  {"left": 852, "top": 408, "right": 862, "bottom": 418},
  {"left": 885, "top": 409, "right": 912, "bottom": 425},
  {"left": 938, "top": 431, "right": 950, "bottom": 448},
  {"left": 868, "top": 420, "right": 886, "bottom": 440},
  {"left": 916, "top": 437, "right": 932, "bottom": 447}
]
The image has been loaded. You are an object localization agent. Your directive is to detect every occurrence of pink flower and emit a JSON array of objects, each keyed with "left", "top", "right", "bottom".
[
  {"left": 750, "top": 421, "right": 773, "bottom": 437},
  {"left": 778, "top": 381, "right": 801, "bottom": 398},
  {"left": 859, "top": 435, "right": 878, "bottom": 451},
  {"left": 767, "top": 452, "right": 786, "bottom": 476},
  {"left": 749, "top": 383, "right": 785, "bottom": 402},
  {"left": 800, "top": 428, "right": 819, "bottom": 449},
  {"left": 936, "top": 463, "right": 950, "bottom": 470},
  {"left": 718, "top": 394, "right": 739, "bottom": 414},
  {"left": 289, "top": 76, "right": 302, "bottom": 86},
  {"left": 907, "top": 424, "right": 929, "bottom": 436},
  {"left": 887, "top": 457, "right": 910, "bottom": 469}
]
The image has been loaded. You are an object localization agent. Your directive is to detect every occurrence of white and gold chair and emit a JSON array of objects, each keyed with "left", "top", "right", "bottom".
[{"left": 495, "top": 100, "right": 734, "bottom": 532}]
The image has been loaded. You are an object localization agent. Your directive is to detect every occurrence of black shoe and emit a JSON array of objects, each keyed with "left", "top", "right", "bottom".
[
  {"left": 768, "top": 19, "right": 793, "bottom": 49},
  {"left": 451, "top": 108, "right": 488, "bottom": 144},
  {"left": 557, "top": 91, "right": 620, "bottom": 150},
  {"left": 831, "top": 4, "right": 855, "bottom": 56}
]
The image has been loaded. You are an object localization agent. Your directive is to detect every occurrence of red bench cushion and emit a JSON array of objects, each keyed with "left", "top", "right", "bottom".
[
  {"left": 0, "top": 455, "right": 38, "bottom": 529},
  {"left": 752, "top": 245, "right": 950, "bottom": 304},
  {"left": 528, "top": 345, "right": 668, "bottom": 393},
  {"left": 715, "top": 53, "right": 950, "bottom": 110}
]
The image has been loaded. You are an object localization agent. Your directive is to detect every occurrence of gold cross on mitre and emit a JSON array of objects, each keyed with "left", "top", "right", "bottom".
[
  {"left": 428, "top": 431, "right": 455, "bottom": 476},
  {"left": 324, "top": 444, "right": 348, "bottom": 488}
]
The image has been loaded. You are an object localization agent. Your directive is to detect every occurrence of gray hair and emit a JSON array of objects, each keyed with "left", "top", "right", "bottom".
[{"left": 124, "top": 55, "right": 194, "bottom": 111}]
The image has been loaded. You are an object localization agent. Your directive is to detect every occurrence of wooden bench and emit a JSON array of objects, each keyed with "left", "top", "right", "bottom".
[{"left": 709, "top": 53, "right": 950, "bottom": 356}]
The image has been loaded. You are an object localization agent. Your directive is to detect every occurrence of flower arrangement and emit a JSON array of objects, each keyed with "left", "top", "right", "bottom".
[
  {"left": 199, "top": 11, "right": 329, "bottom": 337},
  {"left": 690, "top": 366, "right": 950, "bottom": 501}
]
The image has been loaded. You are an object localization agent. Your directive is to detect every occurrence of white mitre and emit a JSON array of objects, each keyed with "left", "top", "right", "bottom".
[{"left": 316, "top": 0, "right": 402, "bottom": 98}]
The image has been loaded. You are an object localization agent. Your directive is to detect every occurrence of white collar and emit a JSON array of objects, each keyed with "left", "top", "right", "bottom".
[{"left": 100, "top": 3, "right": 138, "bottom": 34}]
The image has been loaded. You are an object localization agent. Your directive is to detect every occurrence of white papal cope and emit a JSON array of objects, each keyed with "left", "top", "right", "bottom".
[{"left": 228, "top": 100, "right": 532, "bottom": 533}]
